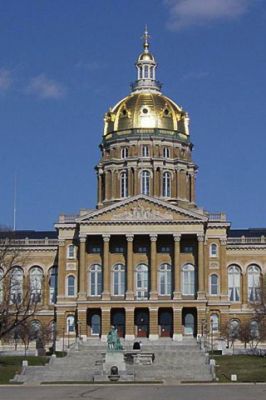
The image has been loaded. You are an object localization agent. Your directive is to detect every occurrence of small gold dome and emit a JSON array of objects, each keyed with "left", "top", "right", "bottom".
[{"left": 104, "top": 92, "right": 189, "bottom": 137}]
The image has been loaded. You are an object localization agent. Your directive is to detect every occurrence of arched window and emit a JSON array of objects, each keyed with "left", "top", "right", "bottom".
[
  {"left": 30, "top": 320, "right": 42, "bottom": 339},
  {"left": 142, "top": 145, "right": 149, "bottom": 157},
  {"left": 210, "top": 243, "right": 218, "bottom": 257},
  {"left": 30, "top": 266, "right": 43, "bottom": 303},
  {"left": 0, "top": 268, "right": 3, "bottom": 303},
  {"left": 136, "top": 264, "right": 148, "bottom": 299},
  {"left": 89, "top": 264, "right": 102, "bottom": 296},
  {"left": 10, "top": 267, "right": 23, "bottom": 304},
  {"left": 91, "top": 314, "right": 101, "bottom": 335},
  {"left": 210, "top": 314, "right": 219, "bottom": 332},
  {"left": 182, "top": 264, "right": 195, "bottom": 295},
  {"left": 67, "top": 244, "right": 75, "bottom": 259},
  {"left": 120, "top": 172, "right": 128, "bottom": 198},
  {"left": 121, "top": 147, "right": 128, "bottom": 159},
  {"left": 150, "top": 67, "right": 154, "bottom": 79},
  {"left": 247, "top": 265, "right": 261, "bottom": 302},
  {"left": 229, "top": 319, "right": 240, "bottom": 338},
  {"left": 112, "top": 264, "right": 125, "bottom": 296},
  {"left": 250, "top": 320, "right": 259, "bottom": 338},
  {"left": 159, "top": 263, "right": 172, "bottom": 295},
  {"left": 49, "top": 266, "right": 58, "bottom": 304},
  {"left": 209, "top": 274, "right": 219, "bottom": 295},
  {"left": 162, "top": 172, "right": 171, "bottom": 197},
  {"left": 67, "top": 275, "right": 76, "bottom": 297},
  {"left": 141, "top": 170, "right": 150, "bottom": 195},
  {"left": 144, "top": 65, "right": 149, "bottom": 78},
  {"left": 228, "top": 265, "right": 241, "bottom": 302},
  {"left": 66, "top": 315, "right": 75, "bottom": 333},
  {"left": 163, "top": 147, "right": 170, "bottom": 158}
]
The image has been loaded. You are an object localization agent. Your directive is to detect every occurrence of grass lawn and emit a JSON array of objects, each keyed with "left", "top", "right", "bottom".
[
  {"left": 214, "top": 355, "right": 266, "bottom": 382},
  {"left": 0, "top": 356, "right": 49, "bottom": 384}
]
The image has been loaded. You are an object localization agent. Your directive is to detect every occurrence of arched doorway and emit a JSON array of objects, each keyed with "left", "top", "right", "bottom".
[
  {"left": 182, "top": 308, "right": 197, "bottom": 337},
  {"left": 135, "top": 308, "right": 149, "bottom": 337},
  {"left": 87, "top": 309, "right": 101, "bottom": 337},
  {"left": 158, "top": 308, "right": 173, "bottom": 337},
  {"left": 111, "top": 309, "right": 125, "bottom": 337}
]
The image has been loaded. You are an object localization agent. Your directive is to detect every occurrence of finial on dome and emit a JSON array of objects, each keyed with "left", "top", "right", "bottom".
[{"left": 142, "top": 25, "right": 150, "bottom": 53}]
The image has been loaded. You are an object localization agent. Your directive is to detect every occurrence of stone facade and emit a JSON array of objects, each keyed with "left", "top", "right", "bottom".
[{"left": 1, "top": 30, "right": 265, "bottom": 344}]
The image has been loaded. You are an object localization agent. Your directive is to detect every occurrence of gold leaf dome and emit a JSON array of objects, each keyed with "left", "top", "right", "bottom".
[{"left": 104, "top": 92, "right": 188, "bottom": 137}]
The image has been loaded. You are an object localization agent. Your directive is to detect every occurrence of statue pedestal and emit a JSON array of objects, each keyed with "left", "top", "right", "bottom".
[{"left": 103, "top": 351, "right": 126, "bottom": 373}]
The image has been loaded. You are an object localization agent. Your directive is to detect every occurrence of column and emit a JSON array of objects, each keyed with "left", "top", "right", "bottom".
[
  {"left": 242, "top": 272, "right": 248, "bottom": 306},
  {"left": 173, "top": 234, "right": 182, "bottom": 299},
  {"left": 197, "top": 234, "right": 206, "bottom": 299},
  {"left": 102, "top": 234, "right": 111, "bottom": 300},
  {"left": 190, "top": 173, "right": 196, "bottom": 204},
  {"left": 43, "top": 272, "right": 49, "bottom": 307},
  {"left": 78, "top": 235, "right": 87, "bottom": 300},
  {"left": 220, "top": 238, "right": 228, "bottom": 300},
  {"left": 125, "top": 308, "right": 135, "bottom": 340},
  {"left": 150, "top": 234, "right": 158, "bottom": 300},
  {"left": 101, "top": 307, "right": 111, "bottom": 341},
  {"left": 77, "top": 308, "right": 87, "bottom": 339},
  {"left": 128, "top": 168, "right": 131, "bottom": 197},
  {"left": 149, "top": 307, "right": 159, "bottom": 340},
  {"left": 97, "top": 170, "right": 103, "bottom": 205},
  {"left": 173, "top": 308, "right": 183, "bottom": 341},
  {"left": 126, "top": 234, "right": 134, "bottom": 300},
  {"left": 176, "top": 169, "right": 180, "bottom": 200},
  {"left": 134, "top": 168, "right": 138, "bottom": 195},
  {"left": 57, "top": 239, "right": 66, "bottom": 301}
]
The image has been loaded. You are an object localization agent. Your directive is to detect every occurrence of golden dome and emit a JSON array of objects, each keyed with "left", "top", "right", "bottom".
[{"left": 104, "top": 92, "right": 189, "bottom": 137}]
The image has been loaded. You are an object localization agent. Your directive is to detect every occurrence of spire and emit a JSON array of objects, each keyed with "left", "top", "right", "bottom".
[
  {"left": 131, "top": 27, "right": 161, "bottom": 93},
  {"left": 143, "top": 25, "right": 150, "bottom": 53}
]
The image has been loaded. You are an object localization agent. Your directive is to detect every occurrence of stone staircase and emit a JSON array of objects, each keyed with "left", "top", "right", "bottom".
[{"left": 13, "top": 337, "right": 212, "bottom": 384}]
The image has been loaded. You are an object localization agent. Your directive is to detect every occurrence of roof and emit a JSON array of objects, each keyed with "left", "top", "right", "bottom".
[
  {"left": 228, "top": 228, "right": 266, "bottom": 237},
  {"left": 0, "top": 230, "right": 57, "bottom": 239}
]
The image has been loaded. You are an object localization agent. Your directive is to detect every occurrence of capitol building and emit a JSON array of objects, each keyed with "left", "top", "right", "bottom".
[{"left": 2, "top": 30, "right": 265, "bottom": 344}]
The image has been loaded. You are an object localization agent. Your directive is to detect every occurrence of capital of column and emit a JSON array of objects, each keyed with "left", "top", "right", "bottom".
[
  {"left": 197, "top": 234, "right": 205, "bottom": 242},
  {"left": 173, "top": 234, "right": 181, "bottom": 242},
  {"left": 149, "top": 234, "right": 158, "bottom": 242},
  {"left": 102, "top": 234, "right": 111, "bottom": 242},
  {"left": 126, "top": 234, "right": 134, "bottom": 242},
  {"left": 79, "top": 234, "right": 87, "bottom": 243},
  {"left": 220, "top": 238, "right": 227, "bottom": 245},
  {"left": 58, "top": 239, "right": 65, "bottom": 247}
]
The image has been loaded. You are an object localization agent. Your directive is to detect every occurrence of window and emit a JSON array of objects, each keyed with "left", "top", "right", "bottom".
[
  {"left": 181, "top": 244, "right": 194, "bottom": 253},
  {"left": 210, "top": 274, "right": 219, "bottom": 295},
  {"left": 10, "top": 267, "right": 23, "bottom": 304},
  {"left": 228, "top": 265, "right": 241, "bottom": 302},
  {"left": 112, "top": 264, "right": 125, "bottom": 296},
  {"left": 159, "top": 245, "right": 171, "bottom": 253},
  {"left": 0, "top": 268, "right": 3, "bottom": 303},
  {"left": 30, "top": 320, "right": 41, "bottom": 339},
  {"left": 142, "top": 145, "right": 149, "bottom": 157},
  {"left": 135, "top": 245, "right": 148, "bottom": 253},
  {"left": 89, "top": 264, "right": 102, "bottom": 296},
  {"left": 49, "top": 266, "right": 58, "bottom": 304},
  {"left": 210, "top": 314, "right": 219, "bottom": 332},
  {"left": 91, "top": 314, "right": 101, "bottom": 335},
  {"left": 136, "top": 264, "right": 148, "bottom": 299},
  {"left": 141, "top": 170, "right": 150, "bottom": 195},
  {"left": 66, "top": 315, "right": 75, "bottom": 333},
  {"left": 159, "top": 263, "right": 172, "bottom": 295},
  {"left": 112, "top": 245, "right": 124, "bottom": 253},
  {"left": 250, "top": 320, "right": 259, "bottom": 338},
  {"left": 121, "top": 147, "right": 128, "bottom": 159},
  {"left": 210, "top": 243, "right": 218, "bottom": 257},
  {"left": 88, "top": 243, "right": 102, "bottom": 253},
  {"left": 120, "top": 171, "right": 128, "bottom": 198},
  {"left": 144, "top": 65, "right": 149, "bottom": 78},
  {"left": 30, "top": 266, "right": 43, "bottom": 303},
  {"left": 163, "top": 147, "right": 170, "bottom": 158},
  {"left": 67, "top": 245, "right": 75, "bottom": 259},
  {"left": 67, "top": 275, "right": 76, "bottom": 296},
  {"left": 229, "top": 319, "right": 240, "bottom": 338},
  {"left": 182, "top": 264, "right": 195, "bottom": 295},
  {"left": 162, "top": 171, "right": 171, "bottom": 197},
  {"left": 247, "top": 265, "right": 261, "bottom": 302}
]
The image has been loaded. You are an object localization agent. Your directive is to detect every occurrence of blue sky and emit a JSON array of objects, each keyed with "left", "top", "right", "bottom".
[{"left": 0, "top": 0, "right": 265, "bottom": 230}]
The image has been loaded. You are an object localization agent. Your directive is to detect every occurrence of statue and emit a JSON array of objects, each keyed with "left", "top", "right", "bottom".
[{"left": 107, "top": 326, "right": 123, "bottom": 351}]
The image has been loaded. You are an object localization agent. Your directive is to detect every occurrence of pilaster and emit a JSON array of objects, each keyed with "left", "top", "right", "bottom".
[
  {"left": 150, "top": 234, "right": 158, "bottom": 300},
  {"left": 173, "top": 307, "right": 183, "bottom": 341},
  {"left": 78, "top": 235, "right": 87, "bottom": 300},
  {"left": 125, "top": 307, "right": 135, "bottom": 340},
  {"left": 173, "top": 234, "right": 182, "bottom": 299},
  {"left": 149, "top": 307, "right": 159, "bottom": 340},
  {"left": 126, "top": 234, "right": 134, "bottom": 300},
  {"left": 197, "top": 234, "right": 206, "bottom": 300},
  {"left": 102, "top": 235, "right": 111, "bottom": 300}
]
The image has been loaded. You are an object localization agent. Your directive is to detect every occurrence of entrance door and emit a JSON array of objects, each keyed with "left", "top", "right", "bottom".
[
  {"left": 184, "top": 313, "right": 194, "bottom": 335},
  {"left": 159, "top": 309, "right": 173, "bottom": 337},
  {"left": 91, "top": 314, "right": 101, "bottom": 336},
  {"left": 111, "top": 309, "right": 125, "bottom": 337},
  {"left": 135, "top": 309, "right": 149, "bottom": 337}
]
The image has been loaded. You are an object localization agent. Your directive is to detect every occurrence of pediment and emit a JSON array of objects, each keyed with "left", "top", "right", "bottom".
[{"left": 77, "top": 195, "right": 207, "bottom": 224}]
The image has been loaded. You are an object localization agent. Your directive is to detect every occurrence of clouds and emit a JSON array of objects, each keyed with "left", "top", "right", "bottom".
[
  {"left": 26, "top": 74, "right": 66, "bottom": 99},
  {"left": 0, "top": 68, "right": 12, "bottom": 91},
  {"left": 164, "top": 0, "right": 251, "bottom": 30}
]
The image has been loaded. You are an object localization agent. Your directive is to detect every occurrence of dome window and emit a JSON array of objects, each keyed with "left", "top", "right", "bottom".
[
  {"left": 142, "top": 107, "right": 149, "bottom": 114},
  {"left": 164, "top": 109, "right": 169, "bottom": 116}
]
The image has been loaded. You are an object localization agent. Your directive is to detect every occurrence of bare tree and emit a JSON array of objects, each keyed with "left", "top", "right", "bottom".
[{"left": 0, "top": 231, "right": 38, "bottom": 339}]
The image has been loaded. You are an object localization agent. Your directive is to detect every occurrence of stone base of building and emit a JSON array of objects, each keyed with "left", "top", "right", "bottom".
[
  {"left": 149, "top": 334, "right": 159, "bottom": 341},
  {"left": 173, "top": 333, "right": 183, "bottom": 341}
]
